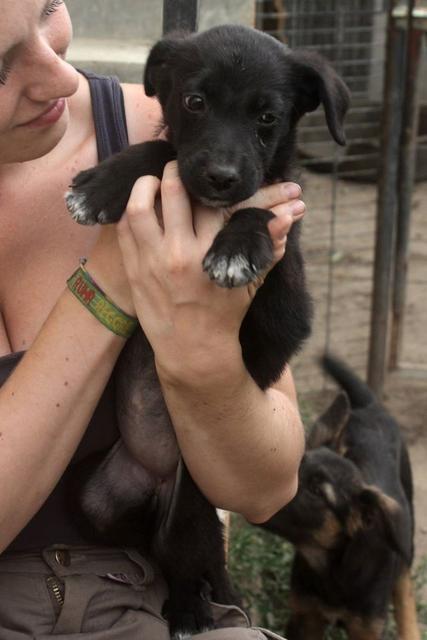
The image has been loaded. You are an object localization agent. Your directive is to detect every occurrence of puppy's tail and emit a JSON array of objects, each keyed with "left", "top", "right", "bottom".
[{"left": 321, "top": 354, "right": 376, "bottom": 409}]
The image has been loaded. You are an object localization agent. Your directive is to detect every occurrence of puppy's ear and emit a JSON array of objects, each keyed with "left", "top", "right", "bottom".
[
  {"left": 307, "top": 391, "right": 350, "bottom": 450},
  {"left": 289, "top": 50, "right": 350, "bottom": 145},
  {"left": 144, "top": 34, "right": 186, "bottom": 98}
]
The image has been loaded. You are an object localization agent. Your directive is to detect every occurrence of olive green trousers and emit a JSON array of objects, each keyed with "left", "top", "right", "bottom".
[{"left": 0, "top": 545, "right": 286, "bottom": 640}]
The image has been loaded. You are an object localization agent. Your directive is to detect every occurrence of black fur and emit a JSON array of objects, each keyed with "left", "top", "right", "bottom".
[
  {"left": 66, "top": 26, "right": 349, "bottom": 638},
  {"left": 261, "top": 355, "right": 416, "bottom": 639}
]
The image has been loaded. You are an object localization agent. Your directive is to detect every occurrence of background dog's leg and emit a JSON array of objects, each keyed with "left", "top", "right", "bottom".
[
  {"left": 346, "top": 616, "right": 385, "bottom": 640},
  {"left": 286, "top": 610, "right": 328, "bottom": 640},
  {"left": 392, "top": 568, "right": 421, "bottom": 640}
]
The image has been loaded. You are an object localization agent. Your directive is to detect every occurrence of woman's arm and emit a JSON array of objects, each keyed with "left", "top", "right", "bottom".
[
  {"left": 0, "top": 86, "right": 162, "bottom": 552},
  {"left": 0, "top": 229, "right": 132, "bottom": 553},
  {"left": 160, "top": 362, "right": 305, "bottom": 523},
  {"left": 117, "top": 162, "right": 306, "bottom": 523}
]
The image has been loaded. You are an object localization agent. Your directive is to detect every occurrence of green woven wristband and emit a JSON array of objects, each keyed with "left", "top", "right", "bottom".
[{"left": 67, "top": 266, "right": 138, "bottom": 339}]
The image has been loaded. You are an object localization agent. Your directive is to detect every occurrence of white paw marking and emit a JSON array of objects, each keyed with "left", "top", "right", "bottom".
[
  {"left": 226, "top": 254, "right": 254, "bottom": 285},
  {"left": 65, "top": 190, "right": 96, "bottom": 225},
  {"left": 97, "top": 210, "right": 111, "bottom": 224},
  {"left": 204, "top": 253, "right": 256, "bottom": 287}
]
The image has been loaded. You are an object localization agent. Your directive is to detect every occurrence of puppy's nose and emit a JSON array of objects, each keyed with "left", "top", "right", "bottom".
[{"left": 206, "top": 163, "right": 239, "bottom": 192}]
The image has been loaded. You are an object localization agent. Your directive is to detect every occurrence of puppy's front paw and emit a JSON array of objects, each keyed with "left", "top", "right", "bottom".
[
  {"left": 65, "top": 188, "right": 102, "bottom": 226},
  {"left": 165, "top": 596, "right": 214, "bottom": 640},
  {"left": 65, "top": 165, "right": 129, "bottom": 225},
  {"left": 203, "top": 252, "right": 258, "bottom": 288},
  {"left": 202, "top": 222, "right": 274, "bottom": 288}
]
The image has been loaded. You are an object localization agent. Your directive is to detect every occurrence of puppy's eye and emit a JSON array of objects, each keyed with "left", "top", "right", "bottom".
[
  {"left": 183, "top": 94, "right": 205, "bottom": 112},
  {"left": 258, "top": 112, "right": 277, "bottom": 126},
  {"left": 309, "top": 484, "right": 324, "bottom": 498},
  {"left": 308, "top": 475, "right": 327, "bottom": 498}
]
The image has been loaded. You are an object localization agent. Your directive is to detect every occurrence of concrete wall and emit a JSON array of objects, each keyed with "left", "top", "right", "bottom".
[{"left": 66, "top": 0, "right": 255, "bottom": 81}]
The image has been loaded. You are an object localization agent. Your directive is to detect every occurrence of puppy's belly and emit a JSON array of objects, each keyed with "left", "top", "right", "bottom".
[{"left": 118, "top": 383, "right": 180, "bottom": 478}]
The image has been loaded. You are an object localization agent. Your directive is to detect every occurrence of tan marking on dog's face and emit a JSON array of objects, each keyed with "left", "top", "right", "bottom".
[
  {"left": 298, "top": 545, "right": 328, "bottom": 571},
  {"left": 298, "top": 511, "right": 341, "bottom": 570},
  {"left": 346, "top": 509, "right": 364, "bottom": 536},
  {"left": 314, "top": 510, "right": 341, "bottom": 547}
]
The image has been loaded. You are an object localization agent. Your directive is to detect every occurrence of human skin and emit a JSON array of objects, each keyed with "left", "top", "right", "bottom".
[{"left": 0, "top": 0, "right": 305, "bottom": 552}]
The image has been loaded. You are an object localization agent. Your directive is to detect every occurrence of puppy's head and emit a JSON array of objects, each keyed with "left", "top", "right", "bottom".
[
  {"left": 144, "top": 25, "right": 350, "bottom": 206},
  {"left": 262, "top": 448, "right": 408, "bottom": 569}
]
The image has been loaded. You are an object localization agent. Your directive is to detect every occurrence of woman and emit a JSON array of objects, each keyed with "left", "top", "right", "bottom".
[{"left": 0, "top": 0, "right": 306, "bottom": 637}]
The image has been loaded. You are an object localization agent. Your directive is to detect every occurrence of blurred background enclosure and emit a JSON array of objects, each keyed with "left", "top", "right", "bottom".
[{"left": 66, "top": 0, "right": 427, "bottom": 404}]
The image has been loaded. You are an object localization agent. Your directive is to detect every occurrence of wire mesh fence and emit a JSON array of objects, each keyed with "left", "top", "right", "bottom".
[{"left": 256, "top": 0, "right": 427, "bottom": 395}]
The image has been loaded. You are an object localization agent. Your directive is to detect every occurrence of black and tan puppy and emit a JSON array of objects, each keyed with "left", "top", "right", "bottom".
[
  {"left": 262, "top": 355, "right": 419, "bottom": 640},
  {"left": 66, "top": 26, "right": 349, "bottom": 638}
]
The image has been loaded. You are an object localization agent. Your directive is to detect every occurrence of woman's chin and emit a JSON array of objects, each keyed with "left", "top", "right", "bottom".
[{"left": 2, "top": 110, "right": 69, "bottom": 164}]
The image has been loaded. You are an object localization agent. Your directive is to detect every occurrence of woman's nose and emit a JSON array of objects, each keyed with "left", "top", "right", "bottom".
[{"left": 23, "top": 38, "right": 79, "bottom": 103}]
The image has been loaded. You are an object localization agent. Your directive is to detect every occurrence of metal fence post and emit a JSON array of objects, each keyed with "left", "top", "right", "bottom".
[
  {"left": 367, "top": 1, "right": 407, "bottom": 395},
  {"left": 163, "top": 0, "right": 200, "bottom": 34},
  {"left": 389, "top": 6, "right": 424, "bottom": 370}
]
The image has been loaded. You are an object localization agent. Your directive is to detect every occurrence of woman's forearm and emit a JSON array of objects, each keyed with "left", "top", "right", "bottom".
[
  {"left": 158, "top": 351, "right": 305, "bottom": 523},
  {"left": 0, "top": 289, "right": 125, "bottom": 552}
]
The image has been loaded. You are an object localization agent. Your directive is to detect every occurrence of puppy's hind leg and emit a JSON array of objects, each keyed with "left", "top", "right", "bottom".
[
  {"left": 76, "top": 439, "right": 157, "bottom": 544},
  {"left": 393, "top": 568, "right": 421, "bottom": 640},
  {"left": 155, "top": 462, "right": 232, "bottom": 639}
]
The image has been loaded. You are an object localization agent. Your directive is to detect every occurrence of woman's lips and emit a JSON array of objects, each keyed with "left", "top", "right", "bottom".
[{"left": 20, "top": 98, "right": 66, "bottom": 128}]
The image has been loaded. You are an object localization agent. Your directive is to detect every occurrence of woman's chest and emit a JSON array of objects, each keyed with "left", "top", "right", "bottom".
[{"left": 0, "top": 147, "right": 100, "bottom": 348}]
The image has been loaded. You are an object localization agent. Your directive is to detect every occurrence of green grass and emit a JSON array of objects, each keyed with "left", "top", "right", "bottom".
[
  {"left": 414, "top": 555, "right": 427, "bottom": 639},
  {"left": 228, "top": 516, "right": 293, "bottom": 631},
  {"left": 228, "top": 514, "right": 427, "bottom": 639}
]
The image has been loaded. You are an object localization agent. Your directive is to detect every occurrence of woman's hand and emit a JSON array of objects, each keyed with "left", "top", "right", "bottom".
[
  {"left": 229, "top": 178, "right": 305, "bottom": 266},
  {"left": 116, "top": 161, "right": 305, "bottom": 381}
]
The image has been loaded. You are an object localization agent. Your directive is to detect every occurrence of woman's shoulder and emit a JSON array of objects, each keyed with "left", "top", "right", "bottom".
[{"left": 121, "top": 83, "right": 163, "bottom": 145}]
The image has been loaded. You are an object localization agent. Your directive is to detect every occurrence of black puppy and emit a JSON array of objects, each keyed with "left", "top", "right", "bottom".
[
  {"left": 262, "top": 355, "right": 419, "bottom": 640},
  {"left": 66, "top": 26, "right": 349, "bottom": 638}
]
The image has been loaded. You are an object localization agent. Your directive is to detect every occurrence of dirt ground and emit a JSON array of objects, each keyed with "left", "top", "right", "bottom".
[{"left": 289, "top": 170, "right": 427, "bottom": 571}]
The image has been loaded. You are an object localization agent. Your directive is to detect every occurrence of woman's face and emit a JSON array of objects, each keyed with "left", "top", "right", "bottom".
[{"left": 0, "top": 0, "right": 79, "bottom": 164}]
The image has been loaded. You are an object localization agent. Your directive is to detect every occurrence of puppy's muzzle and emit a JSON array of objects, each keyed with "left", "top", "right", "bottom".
[{"left": 205, "top": 162, "right": 239, "bottom": 192}]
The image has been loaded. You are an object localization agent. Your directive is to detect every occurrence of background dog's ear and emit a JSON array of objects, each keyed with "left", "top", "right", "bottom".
[
  {"left": 289, "top": 50, "right": 350, "bottom": 145},
  {"left": 144, "top": 34, "right": 186, "bottom": 99},
  {"left": 348, "top": 486, "right": 409, "bottom": 561},
  {"left": 307, "top": 391, "right": 350, "bottom": 450}
]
